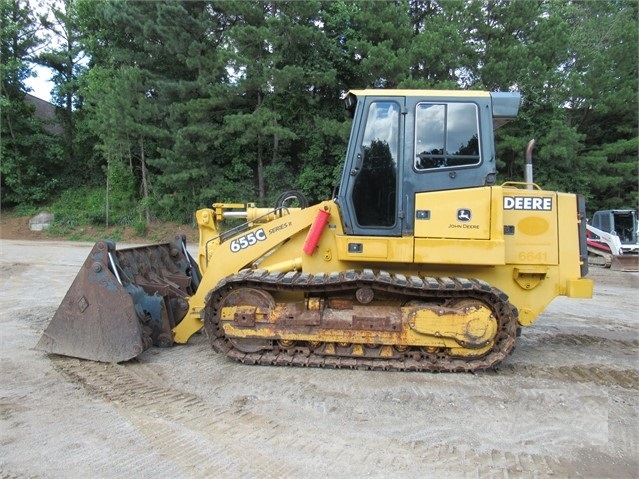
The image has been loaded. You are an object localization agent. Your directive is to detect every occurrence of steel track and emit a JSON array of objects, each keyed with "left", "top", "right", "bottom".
[{"left": 202, "top": 269, "right": 519, "bottom": 372}]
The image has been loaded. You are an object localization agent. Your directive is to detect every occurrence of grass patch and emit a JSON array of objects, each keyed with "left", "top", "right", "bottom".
[
  {"left": 7, "top": 205, "right": 41, "bottom": 217},
  {"left": 2, "top": 186, "right": 198, "bottom": 244}
]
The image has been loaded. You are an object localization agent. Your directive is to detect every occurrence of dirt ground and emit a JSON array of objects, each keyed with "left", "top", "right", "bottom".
[
  {"left": 0, "top": 213, "right": 199, "bottom": 245},
  {"left": 0, "top": 233, "right": 637, "bottom": 478}
]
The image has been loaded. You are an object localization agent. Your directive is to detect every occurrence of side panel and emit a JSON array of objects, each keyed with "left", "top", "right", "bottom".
[
  {"left": 335, "top": 236, "right": 414, "bottom": 262},
  {"left": 402, "top": 96, "right": 497, "bottom": 236},
  {"left": 412, "top": 186, "right": 505, "bottom": 265},
  {"left": 414, "top": 187, "right": 492, "bottom": 239},
  {"left": 502, "top": 189, "right": 559, "bottom": 265},
  {"left": 413, "top": 238, "right": 505, "bottom": 265}
]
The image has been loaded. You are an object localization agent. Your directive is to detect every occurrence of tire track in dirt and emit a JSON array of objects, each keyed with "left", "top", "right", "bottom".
[
  {"left": 519, "top": 329, "right": 638, "bottom": 355},
  {"left": 535, "top": 333, "right": 639, "bottom": 350},
  {"left": 49, "top": 354, "right": 600, "bottom": 478},
  {"left": 26, "top": 310, "right": 639, "bottom": 478},
  {"left": 492, "top": 364, "right": 639, "bottom": 389},
  {"left": 607, "top": 388, "right": 639, "bottom": 461},
  {"left": 50, "top": 357, "right": 297, "bottom": 479},
  {"left": 171, "top": 359, "right": 615, "bottom": 477},
  {"left": 371, "top": 441, "right": 566, "bottom": 478},
  {"left": 0, "top": 471, "right": 44, "bottom": 479}
]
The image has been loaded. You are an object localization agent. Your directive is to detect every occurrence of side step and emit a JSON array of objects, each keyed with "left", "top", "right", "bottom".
[{"left": 36, "top": 237, "right": 199, "bottom": 362}]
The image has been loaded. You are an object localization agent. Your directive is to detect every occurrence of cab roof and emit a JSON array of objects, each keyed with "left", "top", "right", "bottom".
[
  {"left": 346, "top": 89, "right": 492, "bottom": 98},
  {"left": 344, "top": 89, "right": 520, "bottom": 126}
]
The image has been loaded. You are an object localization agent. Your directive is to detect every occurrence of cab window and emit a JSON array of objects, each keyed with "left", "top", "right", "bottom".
[{"left": 415, "top": 102, "right": 480, "bottom": 170}]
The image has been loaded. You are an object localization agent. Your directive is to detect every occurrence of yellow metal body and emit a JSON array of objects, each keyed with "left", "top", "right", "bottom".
[{"left": 172, "top": 184, "right": 593, "bottom": 344}]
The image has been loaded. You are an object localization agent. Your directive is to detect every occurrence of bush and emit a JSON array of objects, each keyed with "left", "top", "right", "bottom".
[
  {"left": 50, "top": 175, "right": 143, "bottom": 229},
  {"left": 50, "top": 187, "right": 106, "bottom": 226}
]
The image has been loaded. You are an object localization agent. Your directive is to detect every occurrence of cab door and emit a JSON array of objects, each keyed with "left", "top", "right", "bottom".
[{"left": 338, "top": 96, "right": 406, "bottom": 236}]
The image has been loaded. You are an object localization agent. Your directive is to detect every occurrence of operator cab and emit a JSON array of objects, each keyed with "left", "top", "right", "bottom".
[{"left": 337, "top": 89, "right": 520, "bottom": 236}]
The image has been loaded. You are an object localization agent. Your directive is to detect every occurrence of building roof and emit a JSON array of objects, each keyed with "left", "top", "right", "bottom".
[{"left": 24, "top": 94, "right": 63, "bottom": 136}]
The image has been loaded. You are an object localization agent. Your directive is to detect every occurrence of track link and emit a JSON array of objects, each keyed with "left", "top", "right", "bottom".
[
  {"left": 202, "top": 269, "right": 519, "bottom": 372},
  {"left": 588, "top": 247, "right": 613, "bottom": 268}
]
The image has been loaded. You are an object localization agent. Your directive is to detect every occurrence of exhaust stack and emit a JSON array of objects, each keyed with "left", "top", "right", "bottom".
[{"left": 525, "top": 139, "right": 535, "bottom": 190}]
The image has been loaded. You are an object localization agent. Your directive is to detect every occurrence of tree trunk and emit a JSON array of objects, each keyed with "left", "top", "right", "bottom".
[
  {"left": 272, "top": 116, "right": 279, "bottom": 165},
  {"left": 105, "top": 159, "right": 110, "bottom": 228},
  {"left": 139, "top": 137, "right": 151, "bottom": 225},
  {"left": 256, "top": 91, "right": 265, "bottom": 202},
  {"left": 257, "top": 133, "right": 265, "bottom": 202}
]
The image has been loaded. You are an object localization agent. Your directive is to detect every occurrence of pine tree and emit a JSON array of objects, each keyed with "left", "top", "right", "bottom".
[
  {"left": 564, "top": 0, "right": 638, "bottom": 211},
  {"left": 0, "top": 0, "right": 63, "bottom": 207},
  {"left": 38, "top": 0, "right": 85, "bottom": 166}
]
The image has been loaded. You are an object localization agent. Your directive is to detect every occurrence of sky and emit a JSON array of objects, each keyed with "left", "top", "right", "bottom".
[{"left": 25, "top": 64, "right": 55, "bottom": 102}]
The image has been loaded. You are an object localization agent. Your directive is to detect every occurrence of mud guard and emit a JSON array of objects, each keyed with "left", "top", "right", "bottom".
[{"left": 36, "top": 238, "right": 199, "bottom": 362}]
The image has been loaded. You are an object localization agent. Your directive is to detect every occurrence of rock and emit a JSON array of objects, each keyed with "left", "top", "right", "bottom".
[{"left": 29, "top": 211, "right": 54, "bottom": 231}]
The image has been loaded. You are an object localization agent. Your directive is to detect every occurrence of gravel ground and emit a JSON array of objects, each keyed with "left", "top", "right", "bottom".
[{"left": 1, "top": 239, "right": 637, "bottom": 479}]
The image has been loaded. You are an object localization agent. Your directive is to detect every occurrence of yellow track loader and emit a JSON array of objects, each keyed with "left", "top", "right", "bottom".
[{"left": 37, "top": 89, "right": 593, "bottom": 371}]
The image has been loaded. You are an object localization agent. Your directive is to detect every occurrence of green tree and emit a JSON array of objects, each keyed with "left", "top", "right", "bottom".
[
  {"left": 77, "top": 1, "right": 174, "bottom": 223},
  {"left": 216, "top": 1, "right": 299, "bottom": 204},
  {"left": 323, "top": 0, "right": 413, "bottom": 89},
  {"left": 82, "top": 64, "right": 165, "bottom": 226},
  {"left": 38, "top": 0, "right": 85, "bottom": 166},
  {"left": 403, "top": 0, "right": 473, "bottom": 88},
  {"left": 564, "top": 0, "right": 638, "bottom": 211},
  {"left": 226, "top": 1, "right": 353, "bottom": 204},
  {"left": 0, "top": 0, "right": 63, "bottom": 207}
]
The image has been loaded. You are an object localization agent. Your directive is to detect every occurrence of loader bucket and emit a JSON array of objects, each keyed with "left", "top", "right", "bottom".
[
  {"left": 36, "top": 237, "right": 200, "bottom": 362},
  {"left": 610, "top": 254, "right": 639, "bottom": 272}
]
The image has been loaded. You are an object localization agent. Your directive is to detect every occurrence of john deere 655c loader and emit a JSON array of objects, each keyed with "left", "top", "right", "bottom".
[{"left": 37, "top": 89, "right": 593, "bottom": 372}]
